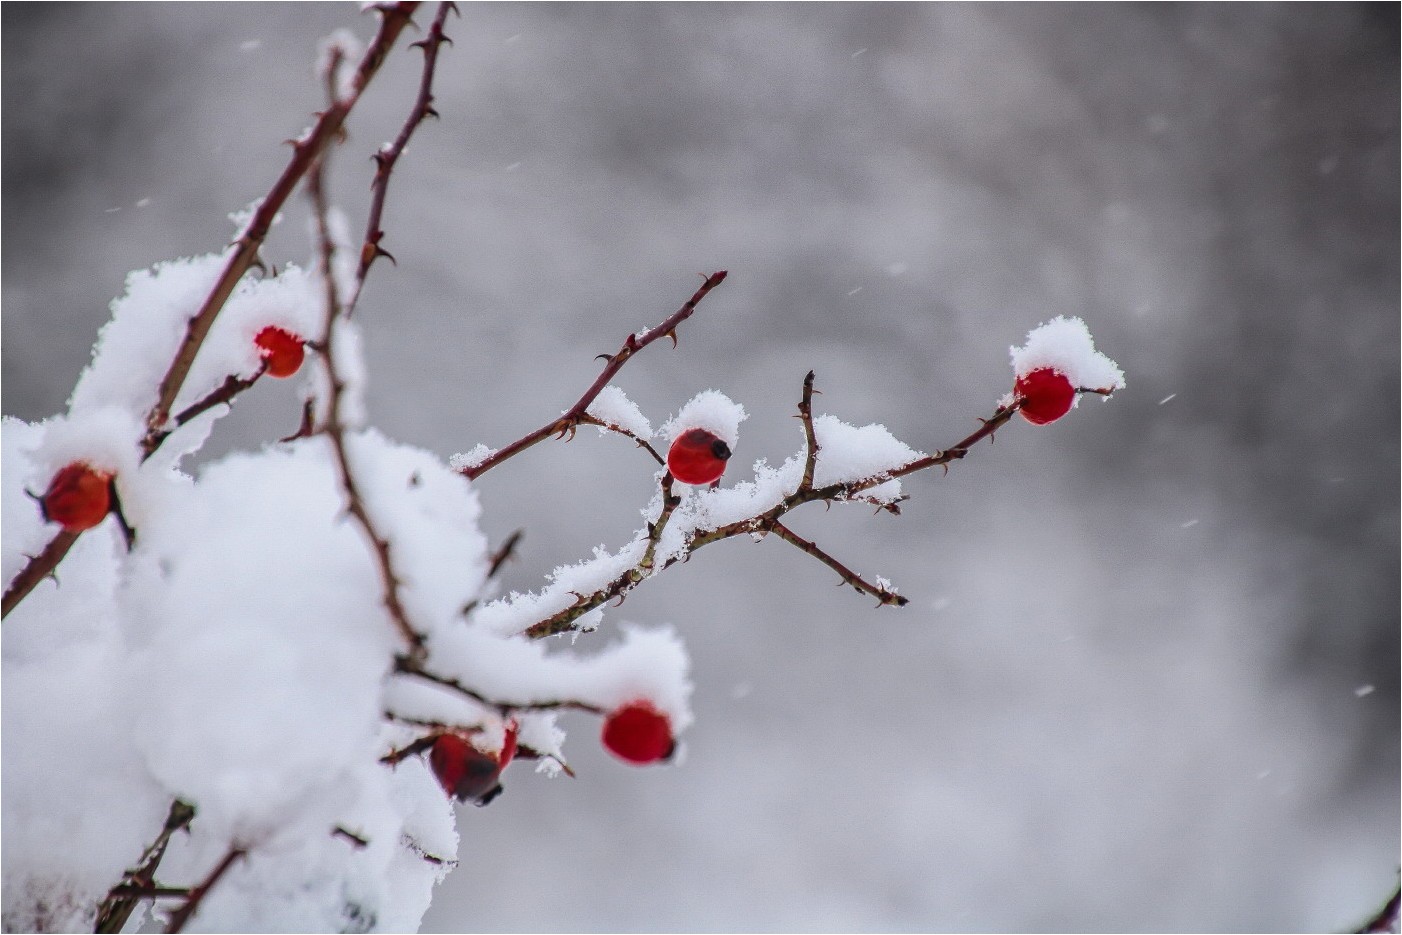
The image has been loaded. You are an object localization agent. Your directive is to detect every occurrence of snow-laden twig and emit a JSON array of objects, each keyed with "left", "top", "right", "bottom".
[
  {"left": 519, "top": 376, "right": 1035, "bottom": 640},
  {"left": 349, "top": 1, "right": 458, "bottom": 314},
  {"left": 0, "top": 3, "right": 423, "bottom": 625},
  {"left": 143, "top": 1, "right": 421, "bottom": 445},
  {"left": 576, "top": 412, "right": 666, "bottom": 465},
  {"left": 462, "top": 270, "right": 729, "bottom": 479}
]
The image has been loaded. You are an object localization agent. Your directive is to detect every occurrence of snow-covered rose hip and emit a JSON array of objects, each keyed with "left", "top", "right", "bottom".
[
  {"left": 254, "top": 326, "right": 305, "bottom": 378},
  {"left": 430, "top": 724, "right": 517, "bottom": 806},
  {"left": 40, "top": 463, "right": 112, "bottom": 532},
  {"left": 601, "top": 700, "right": 674, "bottom": 765},
  {"left": 1014, "top": 367, "right": 1076, "bottom": 425},
  {"left": 667, "top": 428, "right": 731, "bottom": 486}
]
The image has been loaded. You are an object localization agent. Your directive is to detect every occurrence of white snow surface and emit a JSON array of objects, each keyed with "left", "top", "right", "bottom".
[
  {"left": 1009, "top": 316, "right": 1126, "bottom": 393},
  {"left": 2, "top": 235, "right": 697, "bottom": 932},
  {"left": 660, "top": 389, "right": 747, "bottom": 448},
  {"left": 586, "top": 384, "right": 653, "bottom": 439}
]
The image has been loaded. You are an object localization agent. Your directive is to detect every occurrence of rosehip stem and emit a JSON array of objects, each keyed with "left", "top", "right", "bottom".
[
  {"left": 770, "top": 521, "right": 908, "bottom": 607},
  {"left": 463, "top": 271, "right": 728, "bottom": 480},
  {"left": 1, "top": 530, "right": 78, "bottom": 620},
  {"left": 94, "top": 799, "right": 196, "bottom": 935}
]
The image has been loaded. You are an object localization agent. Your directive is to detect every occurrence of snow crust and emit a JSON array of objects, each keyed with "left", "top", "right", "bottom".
[
  {"left": 1009, "top": 316, "right": 1126, "bottom": 393},
  {"left": 660, "top": 389, "right": 747, "bottom": 448},
  {"left": 587, "top": 384, "right": 652, "bottom": 439}
]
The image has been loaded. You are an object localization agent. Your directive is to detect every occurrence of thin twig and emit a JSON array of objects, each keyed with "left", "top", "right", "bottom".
[
  {"left": 162, "top": 846, "right": 245, "bottom": 934},
  {"left": 770, "top": 520, "right": 908, "bottom": 606},
  {"left": 349, "top": 1, "right": 458, "bottom": 314},
  {"left": 1, "top": 531, "right": 78, "bottom": 620},
  {"left": 463, "top": 271, "right": 728, "bottom": 480},
  {"left": 144, "top": 367, "right": 269, "bottom": 456},
  {"left": 332, "top": 826, "right": 371, "bottom": 849},
  {"left": 486, "top": 529, "right": 524, "bottom": 580},
  {"left": 576, "top": 413, "right": 666, "bottom": 465},
  {"left": 309, "top": 156, "right": 427, "bottom": 664},
  {"left": 2, "top": 3, "right": 423, "bottom": 626},
  {"left": 392, "top": 657, "right": 607, "bottom": 717}
]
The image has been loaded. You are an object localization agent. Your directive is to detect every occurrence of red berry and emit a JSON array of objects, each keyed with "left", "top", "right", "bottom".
[
  {"left": 254, "top": 326, "right": 305, "bottom": 378},
  {"left": 667, "top": 428, "right": 731, "bottom": 486},
  {"left": 429, "top": 726, "right": 515, "bottom": 805},
  {"left": 1015, "top": 367, "right": 1076, "bottom": 425},
  {"left": 41, "top": 463, "right": 112, "bottom": 532},
  {"left": 601, "top": 701, "right": 674, "bottom": 765}
]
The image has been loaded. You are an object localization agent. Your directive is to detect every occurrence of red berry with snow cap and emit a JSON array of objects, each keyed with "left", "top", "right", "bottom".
[
  {"left": 41, "top": 463, "right": 112, "bottom": 532},
  {"left": 601, "top": 700, "right": 674, "bottom": 765},
  {"left": 430, "top": 723, "right": 517, "bottom": 806},
  {"left": 1015, "top": 367, "right": 1075, "bottom": 425},
  {"left": 667, "top": 428, "right": 731, "bottom": 486},
  {"left": 255, "top": 326, "right": 305, "bottom": 378}
]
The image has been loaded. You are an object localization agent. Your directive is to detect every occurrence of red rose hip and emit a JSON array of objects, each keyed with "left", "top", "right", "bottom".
[
  {"left": 41, "top": 463, "right": 112, "bottom": 532},
  {"left": 601, "top": 700, "right": 674, "bottom": 765},
  {"left": 254, "top": 326, "right": 305, "bottom": 378},
  {"left": 430, "top": 724, "right": 517, "bottom": 806},
  {"left": 667, "top": 428, "right": 731, "bottom": 486},
  {"left": 1014, "top": 367, "right": 1076, "bottom": 425}
]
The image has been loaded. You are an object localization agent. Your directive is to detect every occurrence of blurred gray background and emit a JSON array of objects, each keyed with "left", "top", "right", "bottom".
[{"left": 4, "top": 3, "right": 1397, "bottom": 932}]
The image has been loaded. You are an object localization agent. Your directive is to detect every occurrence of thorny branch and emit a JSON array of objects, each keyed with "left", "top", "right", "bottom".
[
  {"left": 309, "top": 154, "right": 427, "bottom": 664},
  {"left": 0, "top": 2, "right": 423, "bottom": 624},
  {"left": 770, "top": 520, "right": 907, "bottom": 607},
  {"left": 576, "top": 413, "right": 666, "bottom": 465},
  {"left": 349, "top": 1, "right": 458, "bottom": 314},
  {"left": 520, "top": 381, "right": 1038, "bottom": 640},
  {"left": 462, "top": 270, "right": 729, "bottom": 480}
]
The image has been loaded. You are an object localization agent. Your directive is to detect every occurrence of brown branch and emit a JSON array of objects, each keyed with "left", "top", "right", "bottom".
[
  {"left": 486, "top": 529, "right": 524, "bottom": 580},
  {"left": 576, "top": 413, "right": 666, "bottom": 465},
  {"left": 349, "top": 1, "right": 458, "bottom": 314},
  {"left": 798, "top": 369, "right": 819, "bottom": 491},
  {"left": 162, "top": 846, "right": 245, "bottom": 934},
  {"left": 309, "top": 157, "right": 427, "bottom": 664},
  {"left": 95, "top": 800, "right": 196, "bottom": 935},
  {"left": 463, "top": 270, "right": 728, "bottom": 480},
  {"left": 1, "top": 531, "right": 78, "bottom": 620},
  {"left": 144, "top": 367, "right": 269, "bottom": 455},
  {"left": 770, "top": 520, "right": 907, "bottom": 607},
  {"left": 332, "top": 826, "right": 371, "bottom": 849}
]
